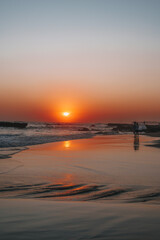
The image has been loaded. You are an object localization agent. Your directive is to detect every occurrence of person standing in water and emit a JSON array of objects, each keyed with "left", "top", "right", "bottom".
[
  {"left": 133, "top": 122, "right": 139, "bottom": 135},
  {"left": 133, "top": 122, "right": 140, "bottom": 150}
]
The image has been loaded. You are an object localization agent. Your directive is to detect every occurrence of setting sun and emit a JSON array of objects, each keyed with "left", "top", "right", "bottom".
[{"left": 62, "top": 112, "right": 70, "bottom": 117}]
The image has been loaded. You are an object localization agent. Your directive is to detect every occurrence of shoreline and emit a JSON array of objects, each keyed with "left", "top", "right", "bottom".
[
  {"left": 0, "top": 132, "right": 160, "bottom": 160},
  {"left": 0, "top": 132, "right": 94, "bottom": 159},
  {"left": 0, "top": 132, "right": 94, "bottom": 148}
]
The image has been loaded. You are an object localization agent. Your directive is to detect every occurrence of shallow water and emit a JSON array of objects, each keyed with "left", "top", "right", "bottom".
[
  {"left": 0, "top": 135, "right": 159, "bottom": 203},
  {"left": 0, "top": 122, "right": 109, "bottom": 147}
]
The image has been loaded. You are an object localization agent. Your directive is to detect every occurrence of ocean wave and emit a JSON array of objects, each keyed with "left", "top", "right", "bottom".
[
  {"left": 0, "top": 132, "right": 93, "bottom": 148},
  {"left": 0, "top": 122, "right": 118, "bottom": 148}
]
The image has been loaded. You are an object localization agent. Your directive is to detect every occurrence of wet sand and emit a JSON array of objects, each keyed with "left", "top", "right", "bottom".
[
  {"left": 146, "top": 132, "right": 160, "bottom": 137},
  {"left": 145, "top": 132, "right": 160, "bottom": 148},
  {"left": 0, "top": 135, "right": 160, "bottom": 239},
  {"left": 0, "top": 199, "right": 160, "bottom": 240},
  {"left": 0, "top": 135, "right": 160, "bottom": 202}
]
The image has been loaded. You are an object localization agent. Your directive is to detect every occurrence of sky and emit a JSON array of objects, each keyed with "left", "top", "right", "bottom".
[{"left": 0, "top": 0, "right": 160, "bottom": 122}]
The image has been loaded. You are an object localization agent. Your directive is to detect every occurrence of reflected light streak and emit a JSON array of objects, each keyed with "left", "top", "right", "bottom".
[{"left": 64, "top": 141, "right": 71, "bottom": 149}]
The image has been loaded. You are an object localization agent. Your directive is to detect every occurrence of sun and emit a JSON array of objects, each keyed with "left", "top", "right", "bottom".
[{"left": 62, "top": 112, "right": 70, "bottom": 117}]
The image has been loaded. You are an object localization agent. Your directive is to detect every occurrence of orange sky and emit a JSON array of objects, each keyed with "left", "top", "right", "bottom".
[{"left": 0, "top": 0, "right": 160, "bottom": 122}]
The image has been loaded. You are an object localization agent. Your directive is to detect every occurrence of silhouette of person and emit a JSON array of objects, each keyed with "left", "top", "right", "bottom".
[
  {"left": 134, "top": 134, "right": 139, "bottom": 151},
  {"left": 133, "top": 122, "right": 139, "bottom": 135}
]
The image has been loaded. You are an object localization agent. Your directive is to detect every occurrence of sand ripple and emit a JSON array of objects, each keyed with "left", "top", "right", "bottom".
[{"left": 0, "top": 183, "right": 160, "bottom": 203}]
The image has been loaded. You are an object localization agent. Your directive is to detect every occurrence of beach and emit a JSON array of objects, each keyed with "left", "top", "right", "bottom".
[
  {"left": 0, "top": 134, "right": 160, "bottom": 239},
  {"left": 1, "top": 0, "right": 160, "bottom": 238},
  {"left": 0, "top": 199, "right": 160, "bottom": 240}
]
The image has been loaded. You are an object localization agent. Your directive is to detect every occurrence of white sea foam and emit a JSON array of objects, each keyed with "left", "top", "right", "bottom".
[{"left": 0, "top": 122, "right": 114, "bottom": 148}]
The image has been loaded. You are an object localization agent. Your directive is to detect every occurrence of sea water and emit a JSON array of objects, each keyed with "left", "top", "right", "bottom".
[
  {"left": 0, "top": 122, "right": 112, "bottom": 148},
  {"left": 0, "top": 132, "right": 159, "bottom": 203}
]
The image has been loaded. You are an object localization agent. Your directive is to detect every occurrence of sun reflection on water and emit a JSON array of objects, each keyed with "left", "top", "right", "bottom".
[{"left": 64, "top": 141, "right": 71, "bottom": 149}]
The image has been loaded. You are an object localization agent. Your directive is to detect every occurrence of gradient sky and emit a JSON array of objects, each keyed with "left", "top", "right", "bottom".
[{"left": 0, "top": 0, "right": 160, "bottom": 122}]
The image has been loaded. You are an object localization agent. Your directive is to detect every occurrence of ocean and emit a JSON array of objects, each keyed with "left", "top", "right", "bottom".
[{"left": 0, "top": 122, "right": 113, "bottom": 148}]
